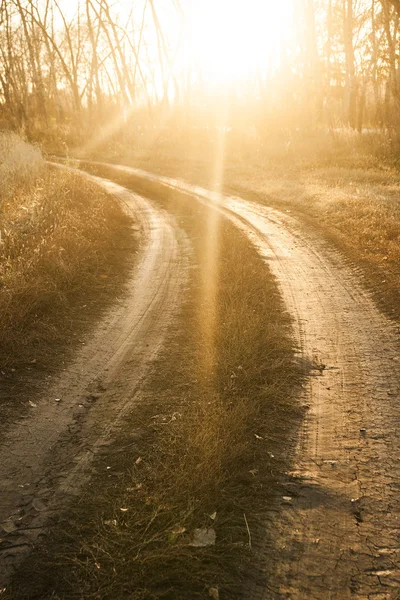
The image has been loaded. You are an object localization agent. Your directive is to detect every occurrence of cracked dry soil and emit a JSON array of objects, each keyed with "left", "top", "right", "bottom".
[{"left": 91, "top": 162, "right": 399, "bottom": 600}]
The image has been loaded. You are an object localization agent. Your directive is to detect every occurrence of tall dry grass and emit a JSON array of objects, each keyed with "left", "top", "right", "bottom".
[
  {"left": 0, "top": 131, "right": 43, "bottom": 208},
  {"left": 0, "top": 134, "right": 135, "bottom": 379}
]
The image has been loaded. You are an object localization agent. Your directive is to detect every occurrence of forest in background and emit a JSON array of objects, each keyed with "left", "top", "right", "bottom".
[{"left": 0, "top": 0, "right": 400, "bottom": 151}]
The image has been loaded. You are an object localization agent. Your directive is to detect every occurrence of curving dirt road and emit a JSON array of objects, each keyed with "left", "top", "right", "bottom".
[
  {"left": 0, "top": 170, "right": 189, "bottom": 584},
  {"left": 90, "top": 162, "right": 400, "bottom": 599}
]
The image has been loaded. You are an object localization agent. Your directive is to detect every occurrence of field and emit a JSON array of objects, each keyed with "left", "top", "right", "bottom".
[
  {"left": 89, "top": 128, "right": 400, "bottom": 321},
  {"left": 1, "top": 131, "right": 400, "bottom": 599},
  {"left": 2, "top": 0, "right": 400, "bottom": 596}
]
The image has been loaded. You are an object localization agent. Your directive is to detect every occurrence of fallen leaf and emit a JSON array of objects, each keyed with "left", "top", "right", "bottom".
[
  {"left": 126, "top": 483, "right": 142, "bottom": 492},
  {"left": 120, "top": 508, "right": 128, "bottom": 512},
  {"left": 208, "top": 586, "right": 219, "bottom": 599},
  {"left": 135, "top": 457, "right": 142, "bottom": 465},
  {"left": 28, "top": 400, "right": 37, "bottom": 408},
  {"left": 104, "top": 519, "right": 117, "bottom": 527},
  {"left": 171, "top": 526, "right": 186, "bottom": 535},
  {"left": 169, "top": 525, "right": 187, "bottom": 542},
  {"left": 254, "top": 433, "right": 263, "bottom": 440},
  {"left": 189, "top": 528, "right": 216, "bottom": 547},
  {"left": 209, "top": 511, "right": 217, "bottom": 521}
]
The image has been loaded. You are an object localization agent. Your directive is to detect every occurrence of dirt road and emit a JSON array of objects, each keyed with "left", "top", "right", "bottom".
[
  {"left": 0, "top": 171, "right": 189, "bottom": 584},
  {"left": 91, "top": 162, "right": 400, "bottom": 599}
]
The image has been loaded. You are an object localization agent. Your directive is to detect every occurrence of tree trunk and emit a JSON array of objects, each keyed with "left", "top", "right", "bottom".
[{"left": 343, "top": 0, "right": 357, "bottom": 128}]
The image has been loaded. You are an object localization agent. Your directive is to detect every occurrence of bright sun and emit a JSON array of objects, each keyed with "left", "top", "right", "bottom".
[{"left": 184, "top": 0, "right": 295, "bottom": 86}]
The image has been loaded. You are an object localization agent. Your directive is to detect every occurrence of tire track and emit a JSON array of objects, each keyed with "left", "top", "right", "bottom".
[
  {"left": 0, "top": 169, "right": 190, "bottom": 584},
  {"left": 89, "top": 161, "right": 400, "bottom": 599}
]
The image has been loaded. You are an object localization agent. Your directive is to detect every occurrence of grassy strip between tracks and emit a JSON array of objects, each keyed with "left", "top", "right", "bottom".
[
  {"left": 7, "top": 166, "right": 303, "bottom": 599},
  {"left": 82, "top": 130, "right": 400, "bottom": 321},
  {"left": 0, "top": 135, "right": 135, "bottom": 425}
]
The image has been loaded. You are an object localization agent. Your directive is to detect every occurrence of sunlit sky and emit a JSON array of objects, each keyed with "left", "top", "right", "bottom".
[
  {"left": 53, "top": 0, "right": 296, "bottom": 96},
  {"left": 115, "top": 0, "right": 297, "bottom": 90},
  {"left": 183, "top": 0, "right": 295, "bottom": 85}
]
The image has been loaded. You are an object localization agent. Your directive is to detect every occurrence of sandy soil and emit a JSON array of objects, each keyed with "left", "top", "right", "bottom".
[
  {"left": 0, "top": 171, "right": 189, "bottom": 584},
  {"left": 94, "top": 162, "right": 400, "bottom": 600}
]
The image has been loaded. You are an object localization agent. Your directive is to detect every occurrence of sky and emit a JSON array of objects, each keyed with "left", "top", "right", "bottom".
[
  {"left": 36, "top": 0, "right": 298, "bottom": 98},
  {"left": 181, "top": 0, "right": 296, "bottom": 84}
]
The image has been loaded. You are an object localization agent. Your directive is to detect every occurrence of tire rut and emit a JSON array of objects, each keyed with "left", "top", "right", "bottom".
[
  {"left": 0, "top": 169, "right": 190, "bottom": 585},
  {"left": 90, "top": 162, "right": 399, "bottom": 600}
]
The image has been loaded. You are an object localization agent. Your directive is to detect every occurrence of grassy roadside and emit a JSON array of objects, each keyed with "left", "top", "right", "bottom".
[
  {"left": 6, "top": 168, "right": 303, "bottom": 599},
  {"left": 0, "top": 135, "right": 136, "bottom": 426},
  {"left": 224, "top": 165, "right": 400, "bottom": 322},
  {"left": 81, "top": 131, "right": 400, "bottom": 321}
]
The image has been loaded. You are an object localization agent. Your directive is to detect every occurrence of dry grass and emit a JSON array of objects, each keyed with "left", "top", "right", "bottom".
[
  {"left": 84, "top": 129, "right": 400, "bottom": 320},
  {"left": 0, "top": 169, "right": 132, "bottom": 368},
  {"left": 0, "top": 131, "right": 43, "bottom": 207},
  {"left": 11, "top": 129, "right": 395, "bottom": 599},
  {"left": 226, "top": 163, "right": 400, "bottom": 319},
  {"left": 0, "top": 135, "right": 136, "bottom": 422},
  {"left": 7, "top": 170, "right": 302, "bottom": 600}
]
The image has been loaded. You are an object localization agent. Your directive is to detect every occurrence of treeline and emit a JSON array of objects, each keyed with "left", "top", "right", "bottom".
[
  {"left": 0, "top": 0, "right": 400, "bottom": 145},
  {"left": 291, "top": 0, "right": 400, "bottom": 132},
  {"left": 0, "top": 0, "right": 178, "bottom": 143}
]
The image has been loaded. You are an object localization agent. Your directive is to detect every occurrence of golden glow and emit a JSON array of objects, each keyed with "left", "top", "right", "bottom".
[
  {"left": 77, "top": 0, "right": 296, "bottom": 102},
  {"left": 184, "top": 0, "right": 295, "bottom": 86},
  {"left": 198, "top": 127, "right": 226, "bottom": 384}
]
